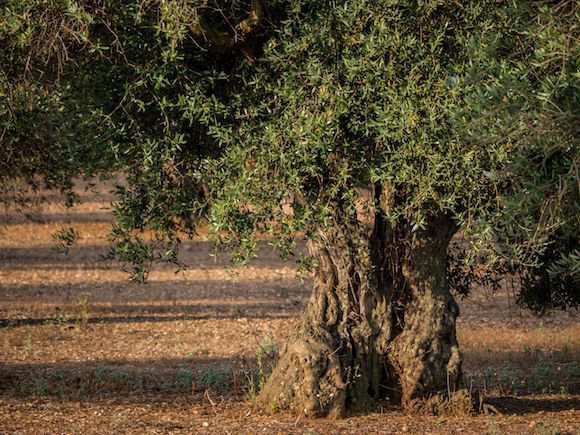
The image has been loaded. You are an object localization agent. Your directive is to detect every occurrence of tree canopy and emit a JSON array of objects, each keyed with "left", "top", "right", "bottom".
[
  {"left": 2, "top": 1, "right": 577, "bottom": 304},
  {"left": 208, "top": 0, "right": 579, "bottom": 311}
]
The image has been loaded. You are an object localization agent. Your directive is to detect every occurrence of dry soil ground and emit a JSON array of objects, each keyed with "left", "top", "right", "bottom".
[{"left": 0, "top": 183, "right": 578, "bottom": 434}]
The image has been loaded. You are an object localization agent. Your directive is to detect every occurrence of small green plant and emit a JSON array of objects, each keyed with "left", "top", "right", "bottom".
[
  {"left": 199, "top": 367, "right": 232, "bottom": 391},
  {"left": 175, "top": 369, "right": 194, "bottom": 392},
  {"left": 77, "top": 294, "right": 90, "bottom": 329},
  {"left": 241, "top": 337, "right": 279, "bottom": 401},
  {"left": 529, "top": 359, "right": 553, "bottom": 389},
  {"left": 563, "top": 361, "right": 578, "bottom": 378},
  {"left": 13, "top": 378, "right": 49, "bottom": 397},
  {"left": 256, "top": 337, "right": 277, "bottom": 390},
  {"left": 43, "top": 309, "right": 70, "bottom": 326},
  {"left": 228, "top": 307, "right": 245, "bottom": 317},
  {"left": 124, "top": 372, "right": 144, "bottom": 393},
  {"left": 95, "top": 365, "right": 109, "bottom": 383},
  {"left": 22, "top": 333, "right": 33, "bottom": 354},
  {"left": 30, "top": 377, "right": 49, "bottom": 396},
  {"left": 270, "top": 399, "right": 279, "bottom": 413},
  {"left": 497, "top": 364, "right": 520, "bottom": 394},
  {"left": 242, "top": 368, "right": 261, "bottom": 402}
]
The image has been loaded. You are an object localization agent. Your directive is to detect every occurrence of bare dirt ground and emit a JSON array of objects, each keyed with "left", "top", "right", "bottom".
[{"left": 0, "top": 183, "right": 578, "bottom": 434}]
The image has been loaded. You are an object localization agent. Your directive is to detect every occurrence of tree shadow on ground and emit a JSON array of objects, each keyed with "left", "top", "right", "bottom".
[
  {"left": 462, "top": 347, "right": 580, "bottom": 398},
  {"left": 463, "top": 348, "right": 580, "bottom": 370},
  {"left": 0, "top": 300, "right": 305, "bottom": 328},
  {"left": 0, "top": 271, "right": 309, "bottom": 330},
  {"left": 0, "top": 356, "right": 260, "bottom": 401},
  {"left": 0, "top": 278, "right": 309, "bottom": 304},
  {"left": 0, "top": 212, "right": 114, "bottom": 225},
  {"left": 2, "top": 357, "right": 578, "bottom": 416},
  {"left": 487, "top": 396, "right": 580, "bottom": 414}
]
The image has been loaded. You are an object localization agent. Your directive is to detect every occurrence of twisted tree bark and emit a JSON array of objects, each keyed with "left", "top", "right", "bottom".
[
  {"left": 259, "top": 217, "right": 392, "bottom": 417},
  {"left": 259, "top": 199, "right": 463, "bottom": 417},
  {"left": 389, "top": 213, "right": 462, "bottom": 407}
]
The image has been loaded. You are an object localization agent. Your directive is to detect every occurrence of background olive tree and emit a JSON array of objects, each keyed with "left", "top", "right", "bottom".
[{"left": 0, "top": 0, "right": 114, "bottom": 208}]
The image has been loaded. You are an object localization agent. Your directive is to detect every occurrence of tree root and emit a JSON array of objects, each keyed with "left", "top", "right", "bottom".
[{"left": 404, "top": 389, "right": 475, "bottom": 416}]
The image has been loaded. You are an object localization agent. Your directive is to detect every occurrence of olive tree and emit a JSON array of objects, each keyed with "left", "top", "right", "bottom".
[
  {"left": 208, "top": 0, "right": 578, "bottom": 415},
  {"left": 1, "top": 0, "right": 577, "bottom": 418}
]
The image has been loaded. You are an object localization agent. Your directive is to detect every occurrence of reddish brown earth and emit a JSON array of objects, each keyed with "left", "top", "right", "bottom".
[{"left": 0, "top": 184, "right": 578, "bottom": 433}]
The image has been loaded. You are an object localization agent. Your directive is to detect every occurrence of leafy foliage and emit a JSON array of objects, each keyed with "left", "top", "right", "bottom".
[
  {"left": 450, "top": 2, "right": 579, "bottom": 311},
  {"left": 0, "top": 0, "right": 577, "bottom": 310},
  {"left": 209, "top": 0, "right": 578, "bottom": 310},
  {"left": 0, "top": 0, "right": 115, "bottom": 205}
]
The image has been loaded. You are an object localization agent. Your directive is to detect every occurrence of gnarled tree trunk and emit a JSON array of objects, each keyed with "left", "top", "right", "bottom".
[
  {"left": 389, "top": 213, "right": 462, "bottom": 407},
  {"left": 259, "top": 202, "right": 463, "bottom": 417},
  {"left": 258, "top": 219, "right": 393, "bottom": 417}
]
